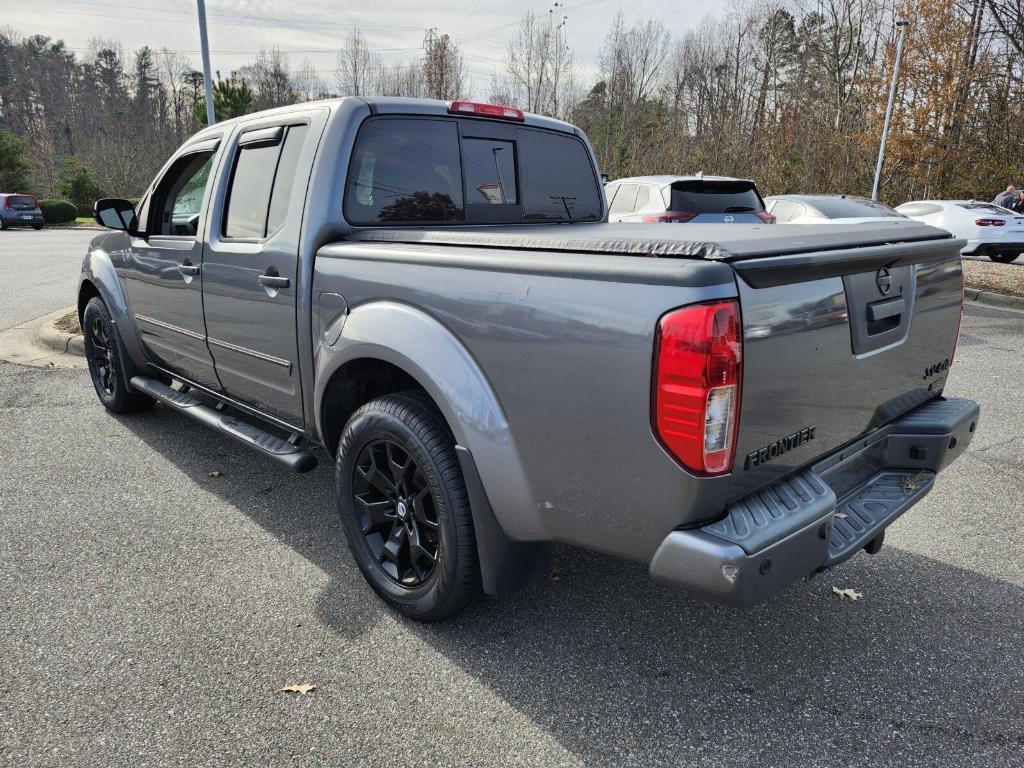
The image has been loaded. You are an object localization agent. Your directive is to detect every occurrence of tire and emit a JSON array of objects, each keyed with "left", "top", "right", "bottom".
[
  {"left": 0, "top": 221, "right": 7, "bottom": 231},
  {"left": 336, "top": 392, "right": 480, "bottom": 621},
  {"left": 32, "top": 224, "right": 43, "bottom": 230},
  {"left": 990, "top": 253, "right": 1019, "bottom": 264},
  {"left": 82, "top": 296, "right": 155, "bottom": 413}
]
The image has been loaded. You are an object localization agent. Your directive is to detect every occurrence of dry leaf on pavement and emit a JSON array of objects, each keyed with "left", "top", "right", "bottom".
[
  {"left": 832, "top": 586, "right": 863, "bottom": 601},
  {"left": 279, "top": 683, "right": 317, "bottom": 695},
  {"left": 208, "top": 470, "right": 224, "bottom": 478}
]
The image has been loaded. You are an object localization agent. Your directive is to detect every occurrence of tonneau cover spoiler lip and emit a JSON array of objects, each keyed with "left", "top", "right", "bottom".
[{"left": 728, "top": 236, "right": 966, "bottom": 288}]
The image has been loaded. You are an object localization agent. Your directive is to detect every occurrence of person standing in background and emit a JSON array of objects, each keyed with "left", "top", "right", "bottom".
[
  {"left": 1013, "top": 191, "right": 1024, "bottom": 214},
  {"left": 993, "top": 185, "right": 1017, "bottom": 208}
]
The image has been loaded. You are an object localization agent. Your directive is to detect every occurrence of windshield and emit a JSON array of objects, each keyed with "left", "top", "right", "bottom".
[
  {"left": 811, "top": 198, "right": 903, "bottom": 218},
  {"left": 669, "top": 180, "right": 764, "bottom": 214}
]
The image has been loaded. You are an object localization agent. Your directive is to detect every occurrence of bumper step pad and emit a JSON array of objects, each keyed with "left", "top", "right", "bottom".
[{"left": 650, "top": 397, "right": 978, "bottom": 607}]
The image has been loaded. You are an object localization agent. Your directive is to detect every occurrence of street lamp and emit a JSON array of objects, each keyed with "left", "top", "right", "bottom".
[
  {"left": 196, "top": 0, "right": 216, "bottom": 125},
  {"left": 872, "top": 19, "right": 910, "bottom": 201}
]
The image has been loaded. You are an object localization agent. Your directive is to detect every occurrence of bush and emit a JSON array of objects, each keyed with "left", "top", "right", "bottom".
[
  {"left": 39, "top": 199, "right": 78, "bottom": 224},
  {"left": 128, "top": 197, "right": 141, "bottom": 206},
  {"left": 56, "top": 156, "right": 106, "bottom": 214}
]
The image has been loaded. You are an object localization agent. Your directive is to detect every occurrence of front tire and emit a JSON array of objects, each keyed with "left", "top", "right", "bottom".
[
  {"left": 82, "top": 297, "right": 154, "bottom": 413},
  {"left": 990, "top": 253, "right": 1019, "bottom": 264},
  {"left": 336, "top": 393, "right": 480, "bottom": 621}
]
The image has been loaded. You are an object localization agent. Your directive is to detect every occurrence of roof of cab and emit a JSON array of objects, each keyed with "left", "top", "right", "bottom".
[{"left": 190, "top": 96, "right": 581, "bottom": 141}]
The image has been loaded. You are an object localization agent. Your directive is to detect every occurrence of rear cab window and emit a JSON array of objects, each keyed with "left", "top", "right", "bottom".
[
  {"left": 669, "top": 180, "right": 765, "bottom": 215},
  {"left": 343, "top": 116, "right": 601, "bottom": 226}
]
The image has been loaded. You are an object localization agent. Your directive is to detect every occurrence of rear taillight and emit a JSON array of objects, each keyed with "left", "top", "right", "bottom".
[
  {"left": 643, "top": 211, "right": 696, "bottom": 223},
  {"left": 653, "top": 301, "right": 742, "bottom": 475},
  {"left": 755, "top": 211, "right": 776, "bottom": 223},
  {"left": 976, "top": 218, "right": 1006, "bottom": 226},
  {"left": 448, "top": 100, "right": 525, "bottom": 121}
]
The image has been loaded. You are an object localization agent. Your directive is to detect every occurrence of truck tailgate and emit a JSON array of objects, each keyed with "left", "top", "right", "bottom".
[{"left": 726, "top": 238, "right": 964, "bottom": 499}]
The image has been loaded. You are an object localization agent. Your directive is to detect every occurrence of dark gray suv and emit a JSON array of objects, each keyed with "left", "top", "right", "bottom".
[{"left": 0, "top": 194, "right": 44, "bottom": 230}]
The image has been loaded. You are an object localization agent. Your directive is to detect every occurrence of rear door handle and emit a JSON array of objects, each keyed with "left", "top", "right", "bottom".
[
  {"left": 866, "top": 297, "right": 905, "bottom": 322},
  {"left": 177, "top": 263, "right": 200, "bottom": 276},
  {"left": 258, "top": 274, "right": 290, "bottom": 289}
]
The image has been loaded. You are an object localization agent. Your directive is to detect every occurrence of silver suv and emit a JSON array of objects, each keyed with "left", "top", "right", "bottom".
[{"left": 605, "top": 175, "right": 774, "bottom": 224}]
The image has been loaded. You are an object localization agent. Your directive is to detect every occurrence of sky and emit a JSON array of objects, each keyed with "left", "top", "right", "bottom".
[{"left": 0, "top": 0, "right": 722, "bottom": 94}]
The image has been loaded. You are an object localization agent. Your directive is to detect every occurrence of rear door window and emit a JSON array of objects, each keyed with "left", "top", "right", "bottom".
[
  {"left": 518, "top": 129, "right": 601, "bottom": 222},
  {"left": 8, "top": 195, "right": 37, "bottom": 209},
  {"left": 669, "top": 180, "right": 765, "bottom": 214},
  {"left": 345, "top": 118, "right": 464, "bottom": 225}
]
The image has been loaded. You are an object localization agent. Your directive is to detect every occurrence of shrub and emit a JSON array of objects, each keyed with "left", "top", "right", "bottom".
[
  {"left": 39, "top": 199, "right": 78, "bottom": 224},
  {"left": 56, "top": 156, "right": 106, "bottom": 214}
]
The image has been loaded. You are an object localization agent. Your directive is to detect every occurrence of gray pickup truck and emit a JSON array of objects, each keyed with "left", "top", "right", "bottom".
[{"left": 81, "top": 97, "right": 978, "bottom": 621}]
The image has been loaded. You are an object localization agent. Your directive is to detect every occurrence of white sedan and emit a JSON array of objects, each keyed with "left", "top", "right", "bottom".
[{"left": 896, "top": 200, "right": 1024, "bottom": 263}]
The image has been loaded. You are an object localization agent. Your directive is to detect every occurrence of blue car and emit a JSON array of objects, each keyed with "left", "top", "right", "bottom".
[{"left": 0, "top": 194, "right": 44, "bottom": 230}]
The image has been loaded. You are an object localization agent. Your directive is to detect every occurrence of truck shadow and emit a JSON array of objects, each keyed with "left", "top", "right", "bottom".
[{"left": 122, "top": 409, "right": 1024, "bottom": 764}]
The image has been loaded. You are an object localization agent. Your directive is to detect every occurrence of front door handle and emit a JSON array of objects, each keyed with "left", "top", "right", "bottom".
[
  {"left": 258, "top": 273, "right": 290, "bottom": 289},
  {"left": 178, "top": 263, "right": 200, "bottom": 276}
]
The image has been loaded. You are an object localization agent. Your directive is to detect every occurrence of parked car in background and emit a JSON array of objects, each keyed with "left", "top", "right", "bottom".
[
  {"left": 896, "top": 200, "right": 1024, "bottom": 263},
  {"left": 605, "top": 175, "right": 775, "bottom": 223},
  {"left": 766, "top": 194, "right": 911, "bottom": 225},
  {"left": 0, "top": 194, "right": 44, "bottom": 230}
]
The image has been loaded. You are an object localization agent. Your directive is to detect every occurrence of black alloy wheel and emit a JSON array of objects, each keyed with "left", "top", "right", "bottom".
[
  {"left": 82, "top": 296, "right": 154, "bottom": 413},
  {"left": 336, "top": 393, "right": 480, "bottom": 621},
  {"left": 352, "top": 438, "right": 440, "bottom": 587}
]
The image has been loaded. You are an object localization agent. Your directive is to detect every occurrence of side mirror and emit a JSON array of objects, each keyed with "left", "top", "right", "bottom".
[{"left": 94, "top": 198, "right": 139, "bottom": 234}]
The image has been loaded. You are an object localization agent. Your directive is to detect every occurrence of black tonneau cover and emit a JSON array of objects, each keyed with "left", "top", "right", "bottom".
[{"left": 347, "top": 221, "right": 961, "bottom": 288}]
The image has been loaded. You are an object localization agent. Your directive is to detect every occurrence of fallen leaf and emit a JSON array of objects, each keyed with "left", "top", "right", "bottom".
[
  {"left": 835, "top": 512, "right": 848, "bottom": 520},
  {"left": 901, "top": 471, "right": 931, "bottom": 492},
  {"left": 279, "top": 683, "right": 316, "bottom": 695},
  {"left": 208, "top": 470, "right": 224, "bottom": 478},
  {"left": 832, "top": 586, "right": 863, "bottom": 601}
]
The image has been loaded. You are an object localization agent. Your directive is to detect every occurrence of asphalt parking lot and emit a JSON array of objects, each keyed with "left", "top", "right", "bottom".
[{"left": 1, "top": 230, "right": 1022, "bottom": 767}]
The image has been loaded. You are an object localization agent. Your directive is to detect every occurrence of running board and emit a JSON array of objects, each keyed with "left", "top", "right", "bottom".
[{"left": 130, "top": 376, "right": 317, "bottom": 473}]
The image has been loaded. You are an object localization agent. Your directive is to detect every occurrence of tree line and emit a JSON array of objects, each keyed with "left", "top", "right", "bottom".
[{"left": 1, "top": 0, "right": 1021, "bottom": 207}]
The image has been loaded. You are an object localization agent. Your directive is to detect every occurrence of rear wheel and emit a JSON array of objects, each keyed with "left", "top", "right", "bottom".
[
  {"left": 990, "top": 253, "right": 1019, "bottom": 264},
  {"left": 82, "top": 297, "right": 154, "bottom": 413},
  {"left": 336, "top": 393, "right": 480, "bottom": 621},
  {"left": 32, "top": 224, "right": 43, "bottom": 230}
]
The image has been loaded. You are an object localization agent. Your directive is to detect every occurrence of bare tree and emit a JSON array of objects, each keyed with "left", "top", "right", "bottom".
[{"left": 335, "top": 28, "right": 380, "bottom": 97}]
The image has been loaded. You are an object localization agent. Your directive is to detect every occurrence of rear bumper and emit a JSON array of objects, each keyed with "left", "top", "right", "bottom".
[
  {"left": 964, "top": 239, "right": 1024, "bottom": 255},
  {"left": 649, "top": 397, "right": 979, "bottom": 607},
  {"left": 1, "top": 211, "right": 44, "bottom": 225}
]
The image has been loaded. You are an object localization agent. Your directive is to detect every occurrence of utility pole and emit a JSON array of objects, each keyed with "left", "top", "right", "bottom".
[
  {"left": 196, "top": 0, "right": 216, "bottom": 125},
  {"left": 872, "top": 19, "right": 909, "bottom": 201}
]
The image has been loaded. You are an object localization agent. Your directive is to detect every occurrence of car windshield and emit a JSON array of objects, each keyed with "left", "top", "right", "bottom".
[
  {"left": 669, "top": 180, "right": 764, "bottom": 214},
  {"left": 811, "top": 198, "right": 903, "bottom": 218}
]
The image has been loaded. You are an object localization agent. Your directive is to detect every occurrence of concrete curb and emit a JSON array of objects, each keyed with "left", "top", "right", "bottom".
[
  {"left": 965, "top": 287, "right": 1024, "bottom": 311},
  {"left": 35, "top": 306, "right": 85, "bottom": 356}
]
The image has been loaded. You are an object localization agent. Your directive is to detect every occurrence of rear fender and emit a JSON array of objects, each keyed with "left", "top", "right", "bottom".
[{"left": 315, "top": 300, "right": 550, "bottom": 593}]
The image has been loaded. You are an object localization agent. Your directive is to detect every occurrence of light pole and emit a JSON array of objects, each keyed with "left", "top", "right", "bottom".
[
  {"left": 196, "top": 0, "right": 216, "bottom": 125},
  {"left": 872, "top": 19, "right": 909, "bottom": 201}
]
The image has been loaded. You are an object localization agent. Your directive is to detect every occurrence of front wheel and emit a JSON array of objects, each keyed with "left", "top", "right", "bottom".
[
  {"left": 990, "top": 253, "right": 1019, "bottom": 264},
  {"left": 82, "top": 297, "right": 154, "bottom": 413},
  {"left": 336, "top": 393, "right": 480, "bottom": 621}
]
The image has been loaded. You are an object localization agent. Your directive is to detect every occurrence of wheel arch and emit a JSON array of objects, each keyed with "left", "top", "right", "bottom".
[
  {"left": 79, "top": 240, "right": 148, "bottom": 373},
  {"left": 314, "top": 300, "right": 552, "bottom": 595}
]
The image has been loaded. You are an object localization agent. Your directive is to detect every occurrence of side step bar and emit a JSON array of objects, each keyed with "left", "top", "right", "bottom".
[{"left": 130, "top": 376, "right": 318, "bottom": 473}]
